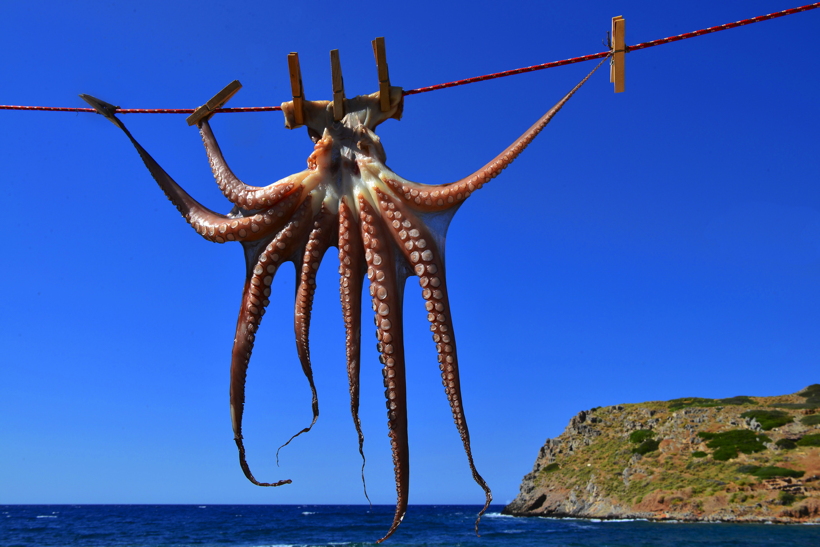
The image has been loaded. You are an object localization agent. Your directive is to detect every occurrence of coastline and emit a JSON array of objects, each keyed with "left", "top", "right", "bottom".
[{"left": 503, "top": 386, "right": 820, "bottom": 524}]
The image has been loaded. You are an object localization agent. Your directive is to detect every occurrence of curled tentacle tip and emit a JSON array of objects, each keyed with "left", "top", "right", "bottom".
[
  {"left": 250, "top": 479, "right": 293, "bottom": 486},
  {"left": 260, "top": 479, "right": 292, "bottom": 487},
  {"left": 246, "top": 473, "right": 293, "bottom": 487},
  {"left": 246, "top": 475, "right": 293, "bottom": 487},
  {"left": 79, "top": 94, "right": 120, "bottom": 120},
  {"left": 275, "top": 423, "right": 316, "bottom": 466}
]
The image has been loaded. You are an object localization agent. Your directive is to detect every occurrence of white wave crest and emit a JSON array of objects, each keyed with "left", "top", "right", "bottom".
[{"left": 484, "top": 512, "right": 516, "bottom": 518}]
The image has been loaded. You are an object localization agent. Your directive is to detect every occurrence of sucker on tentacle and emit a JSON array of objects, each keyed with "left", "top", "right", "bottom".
[
  {"left": 358, "top": 196, "right": 411, "bottom": 543},
  {"left": 81, "top": 56, "right": 603, "bottom": 542},
  {"left": 375, "top": 187, "right": 493, "bottom": 531},
  {"left": 232, "top": 197, "right": 315, "bottom": 486}
]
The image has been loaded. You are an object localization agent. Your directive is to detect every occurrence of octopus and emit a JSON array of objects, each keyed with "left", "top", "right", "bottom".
[{"left": 81, "top": 59, "right": 601, "bottom": 542}]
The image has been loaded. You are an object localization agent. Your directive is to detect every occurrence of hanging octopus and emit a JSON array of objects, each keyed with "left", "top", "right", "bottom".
[{"left": 81, "top": 58, "right": 602, "bottom": 542}]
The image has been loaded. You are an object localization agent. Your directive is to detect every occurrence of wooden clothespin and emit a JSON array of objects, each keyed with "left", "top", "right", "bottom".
[
  {"left": 287, "top": 52, "right": 305, "bottom": 127},
  {"left": 330, "top": 49, "right": 346, "bottom": 121},
  {"left": 610, "top": 16, "right": 626, "bottom": 93},
  {"left": 372, "top": 37, "right": 391, "bottom": 112},
  {"left": 186, "top": 80, "right": 243, "bottom": 126}
]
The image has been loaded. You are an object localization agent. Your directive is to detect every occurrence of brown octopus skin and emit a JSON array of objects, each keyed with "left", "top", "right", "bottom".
[
  {"left": 358, "top": 196, "right": 411, "bottom": 539},
  {"left": 81, "top": 58, "right": 602, "bottom": 543},
  {"left": 338, "top": 197, "right": 370, "bottom": 499}
]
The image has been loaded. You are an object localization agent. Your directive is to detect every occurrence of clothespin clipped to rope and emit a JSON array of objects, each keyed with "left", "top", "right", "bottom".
[
  {"left": 330, "top": 49, "right": 346, "bottom": 121},
  {"left": 287, "top": 52, "right": 305, "bottom": 127},
  {"left": 186, "top": 80, "right": 243, "bottom": 126},
  {"left": 372, "top": 37, "right": 392, "bottom": 112},
  {"left": 610, "top": 16, "right": 626, "bottom": 93}
]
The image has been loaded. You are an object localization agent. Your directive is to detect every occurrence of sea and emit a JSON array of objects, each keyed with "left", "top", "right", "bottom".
[{"left": 2, "top": 505, "right": 819, "bottom": 547}]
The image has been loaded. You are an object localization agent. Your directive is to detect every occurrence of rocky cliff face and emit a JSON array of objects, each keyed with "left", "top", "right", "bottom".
[{"left": 503, "top": 385, "right": 820, "bottom": 523}]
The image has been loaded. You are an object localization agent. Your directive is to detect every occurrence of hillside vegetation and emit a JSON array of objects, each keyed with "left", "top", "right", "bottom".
[{"left": 503, "top": 385, "right": 820, "bottom": 523}]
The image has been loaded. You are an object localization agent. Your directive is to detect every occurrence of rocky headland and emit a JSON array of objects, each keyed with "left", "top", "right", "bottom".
[{"left": 503, "top": 385, "right": 820, "bottom": 523}]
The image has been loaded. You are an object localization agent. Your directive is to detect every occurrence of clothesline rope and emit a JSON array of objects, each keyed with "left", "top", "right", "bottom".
[{"left": 1, "top": 2, "right": 817, "bottom": 115}]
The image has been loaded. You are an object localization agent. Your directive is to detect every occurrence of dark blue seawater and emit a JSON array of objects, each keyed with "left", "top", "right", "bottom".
[{"left": 2, "top": 505, "right": 819, "bottom": 547}]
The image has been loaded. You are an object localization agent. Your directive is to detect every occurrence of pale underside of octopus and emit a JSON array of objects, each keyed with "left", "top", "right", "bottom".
[{"left": 82, "top": 61, "right": 599, "bottom": 542}]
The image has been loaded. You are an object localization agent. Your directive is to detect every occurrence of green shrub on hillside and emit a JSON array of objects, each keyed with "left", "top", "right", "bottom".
[
  {"left": 668, "top": 396, "right": 754, "bottom": 411},
  {"left": 629, "top": 430, "right": 655, "bottom": 444},
  {"left": 691, "top": 451, "right": 707, "bottom": 458},
  {"left": 698, "top": 430, "right": 770, "bottom": 461},
  {"left": 773, "top": 403, "right": 814, "bottom": 409},
  {"left": 736, "top": 465, "right": 759, "bottom": 474},
  {"left": 543, "top": 463, "right": 560, "bottom": 473},
  {"left": 738, "top": 465, "right": 804, "bottom": 479},
  {"left": 774, "top": 384, "right": 820, "bottom": 409},
  {"left": 720, "top": 396, "right": 756, "bottom": 406},
  {"left": 798, "top": 384, "right": 820, "bottom": 405},
  {"left": 796, "top": 434, "right": 820, "bottom": 447},
  {"left": 668, "top": 397, "right": 711, "bottom": 410},
  {"left": 712, "top": 446, "right": 738, "bottom": 461},
  {"left": 755, "top": 466, "right": 804, "bottom": 479},
  {"left": 776, "top": 438, "right": 798, "bottom": 450},
  {"left": 740, "top": 410, "right": 793, "bottom": 430},
  {"left": 778, "top": 491, "right": 797, "bottom": 505},
  {"left": 801, "top": 414, "right": 820, "bottom": 426},
  {"left": 633, "top": 439, "right": 661, "bottom": 455}
]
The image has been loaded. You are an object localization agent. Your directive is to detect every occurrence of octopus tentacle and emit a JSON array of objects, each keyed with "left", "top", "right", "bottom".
[
  {"left": 359, "top": 197, "right": 410, "bottom": 544},
  {"left": 189, "top": 192, "right": 302, "bottom": 244},
  {"left": 378, "top": 60, "right": 605, "bottom": 213},
  {"left": 83, "top": 105, "right": 302, "bottom": 244},
  {"left": 98, "top": 114, "right": 228, "bottom": 224},
  {"left": 199, "top": 119, "right": 306, "bottom": 209},
  {"left": 276, "top": 205, "right": 338, "bottom": 459},
  {"left": 338, "top": 197, "right": 370, "bottom": 501},
  {"left": 375, "top": 187, "right": 492, "bottom": 532},
  {"left": 232, "top": 278, "right": 291, "bottom": 487},
  {"left": 231, "top": 198, "right": 314, "bottom": 486},
  {"left": 199, "top": 119, "right": 334, "bottom": 211}
]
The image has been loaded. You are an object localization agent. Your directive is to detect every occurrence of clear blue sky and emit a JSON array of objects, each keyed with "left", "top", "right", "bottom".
[{"left": 1, "top": 1, "right": 818, "bottom": 507}]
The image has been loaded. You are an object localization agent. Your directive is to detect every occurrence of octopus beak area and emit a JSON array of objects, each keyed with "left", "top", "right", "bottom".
[{"left": 79, "top": 94, "right": 121, "bottom": 123}]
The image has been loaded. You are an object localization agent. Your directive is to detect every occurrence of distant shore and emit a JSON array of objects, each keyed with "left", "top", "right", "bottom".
[{"left": 504, "top": 385, "right": 820, "bottom": 523}]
